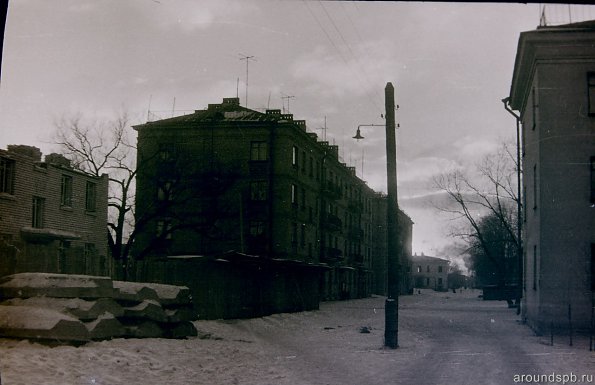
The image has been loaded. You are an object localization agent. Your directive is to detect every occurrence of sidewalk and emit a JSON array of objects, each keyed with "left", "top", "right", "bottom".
[{"left": 0, "top": 289, "right": 593, "bottom": 385}]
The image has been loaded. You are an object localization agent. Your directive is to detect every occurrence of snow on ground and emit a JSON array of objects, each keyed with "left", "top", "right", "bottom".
[{"left": 0, "top": 289, "right": 593, "bottom": 385}]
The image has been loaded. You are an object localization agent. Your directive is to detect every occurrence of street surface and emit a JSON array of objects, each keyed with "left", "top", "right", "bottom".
[{"left": 0, "top": 289, "right": 593, "bottom": 384}]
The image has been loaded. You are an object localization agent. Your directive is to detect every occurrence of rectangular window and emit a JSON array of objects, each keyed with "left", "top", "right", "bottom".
[
  {"left": 249, "top": 221, "right": 265, "bottom": 236},
  {"left": 292, "top": 145, "right": 298, "bottom": 167},
  {"left": 591, "top": 244, "right": 595, "bottom": 291},
  {"left": 250, "top": 141, "right": 267, "bottom": 161},
  {"left": 60, "top": 175, "right": 73, "bottom": 207},
  {"left": 426, "top": 265, "right": 430, "bottom": 273},
  {"left": 533, "top": 245, "right": 537, "bottom": 291},
  {"left": 250, "top": 180, "right": 267, "bottom": 201},
  {"left": 531, "top": 87, "right": 537, "bottom": 130},
  {"left": 84, "top": 243, "right": 95, "bottom": 259},
  {"left": 159, "top": 143, "right": 176, "bottom": 162},
  {"left": 417, "top": 266, "right": 422, "bottom": 273},
  {"left": 588, "top": 72, "right": 595, "bottom": 116},
  {"left": 156, "top": 219, "right": 172, "bottom": 239},
  {"left": 32, "top": 196, "right": 45, "bottom": 228},
  {"left": 309, "top": 157, "right": 314, "bottom": 177},
  {"left": 291, "top": 184, "right": 297, "bottom": 205},
  {"left": 301, "top": 151, "right": 306, "bottom": 172},
  {"left": 0, "top": 157, "right": 15, "bottom": 194},
  {"left": 590, "top": 156, "right": 595, "bottom": 204},
  {"left": 291, "top": 222, "right": 297, "bottom": 244},
  {"left": 157, "top": 180, "right": 174, "bottom": 202},
  {"left": 438, "top": 266, "right": 443, "bottom": 273},
  {"left": 533, "top": 165, "right": 537, "bottom": 210},
  {"left": 85, "top": 182, "right": 97, "bottom": 212},
  {"left": 300, "top": 224, "right": 305, "bottom": 247}
]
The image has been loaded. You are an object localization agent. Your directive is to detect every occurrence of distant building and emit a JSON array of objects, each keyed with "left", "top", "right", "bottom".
[
  {"left": 132, "top": 97, "right": 413, "bottom": 318},
  {"left": 0, "top": 145, "right": 109, "bottom": 276},
  {"left": 508, "top": 21, "right": 595, "bottom": 333},
  {"left": 411, "top": 254, "right": 449, "bottom": 291}
]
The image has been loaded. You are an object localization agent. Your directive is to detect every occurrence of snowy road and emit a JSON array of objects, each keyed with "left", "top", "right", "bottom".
[{"left": 1, "top": 289, "right": 593, "bottom": 384}]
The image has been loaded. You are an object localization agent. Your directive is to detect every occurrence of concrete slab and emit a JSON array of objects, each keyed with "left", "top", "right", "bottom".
[
  {"left": 112, "top": 281, "right": 159, "bottom": 303},
  {"left": 144, "top": 282, "right": 192, "bottom": 307},
  {"left": 2, "top": 297, "right": 124, "bottom": 320},
  {"left": 164, "top": 307, "right": 198, "bottom": 323},
  {"left": 122, "top": 300, "right": 167, "bottom": 323},
  {"left": 84, "top": 313, "right": 125, "bottom": 340},
  {"left": 123, "top": 321, "right": 163, "bottom": 338},
  {"left": 0, "top": 305, "right": 89, "bottom": 342},
  {"left": 0, "top": 273, "right": 114, "bottom": 299}
]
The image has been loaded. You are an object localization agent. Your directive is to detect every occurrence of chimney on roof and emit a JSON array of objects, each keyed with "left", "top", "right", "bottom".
[{"left": 222, "top": 97, "right": 240, "bottom": 105}]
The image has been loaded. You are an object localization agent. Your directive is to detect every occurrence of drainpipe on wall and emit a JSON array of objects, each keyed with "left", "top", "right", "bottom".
[{"left": 502, "top": 97, "right": 523, "bottom": 316}]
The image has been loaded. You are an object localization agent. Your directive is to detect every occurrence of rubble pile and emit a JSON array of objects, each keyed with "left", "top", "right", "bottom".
[{"left": 0, "top": 273, "right": 198, "bottom": 344}]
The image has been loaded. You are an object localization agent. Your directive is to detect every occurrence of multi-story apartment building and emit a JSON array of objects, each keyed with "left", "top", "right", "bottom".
[
  {"left": 508, "top": 20, "right": 595, "bottom": 333},
  {"left": 0, "top": 145, "right": 109, "bottom": 276},
  {"left": 411, "top": 254, "right": 449, "bottom": 292},
  {"left": 133, "top": 97, "right": 412, "bottom": 309}
]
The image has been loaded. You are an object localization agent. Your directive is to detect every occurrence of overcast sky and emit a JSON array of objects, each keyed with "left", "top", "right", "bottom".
[{"left": 2, "top": 1, "right": 593, "bottom": 259}]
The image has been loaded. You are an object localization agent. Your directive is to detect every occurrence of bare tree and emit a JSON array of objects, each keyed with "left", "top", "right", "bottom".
[
  {"left": 433, "top": 141, "right": 521, "bottom": 293},
  {"left": 54, "top": 111, "right": 137, "bottom": 276},
  {"left": 54, "top": 113, "right": 243, "bottom": 279}
]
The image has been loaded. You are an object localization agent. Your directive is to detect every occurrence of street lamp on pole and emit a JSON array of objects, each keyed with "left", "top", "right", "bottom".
[{"left": 353, "top": 82, "right": 400, "bottom": 348}]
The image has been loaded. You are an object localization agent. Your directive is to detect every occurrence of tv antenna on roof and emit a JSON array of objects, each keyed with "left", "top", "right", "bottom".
[
  {"left": 316, "top": 116, "right": 328, "bottom": 141},
  {"left": 239, "top": 54, "right": 256, "bottom": 108},
  {"left": 281, "top": 94, "right": 295, "bottom": 114}
]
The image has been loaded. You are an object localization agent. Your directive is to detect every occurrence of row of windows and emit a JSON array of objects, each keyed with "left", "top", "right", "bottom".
[
  {"left": 61, "top": 174, "right": 97, "bottom": 212},
  {"left": 416, "top": 265, "right": 445, "bottom": 273}
]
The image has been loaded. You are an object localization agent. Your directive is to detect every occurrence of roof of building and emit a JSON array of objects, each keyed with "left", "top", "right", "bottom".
[
  {"left": 411, "top": 254, "right": 450, "bottom": 264},
  {"left": 508, "top": 19, "right": 595, "bottom": 111},
  {"left": 134, "top": 97, "right": 300, "bottom": 128}
]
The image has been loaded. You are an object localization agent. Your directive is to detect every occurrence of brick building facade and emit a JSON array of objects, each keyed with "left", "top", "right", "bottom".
[{"left": 0, "top": 145, "right": 109, "bottom": 276}]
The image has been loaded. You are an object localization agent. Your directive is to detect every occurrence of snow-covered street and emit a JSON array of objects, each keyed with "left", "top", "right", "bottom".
[{"left": 1, "top": 289, "right": 593, "bottom": 385}]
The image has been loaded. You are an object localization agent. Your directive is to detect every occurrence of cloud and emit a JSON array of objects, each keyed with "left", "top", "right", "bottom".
[
  {"left": 144, "top": 0, "right": 257, "bottom": 32},
  {"left": 290, "top": 39, "right": 400, "bottom": 99}
]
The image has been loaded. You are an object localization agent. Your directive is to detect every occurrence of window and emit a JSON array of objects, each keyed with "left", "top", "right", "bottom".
[
  {"left": 291, "top": 184, "right": 297, "bottom": 205},
  {"left": 591, "top": 244, "right": 595, "bottom": 291},
  {"left": 588, "top": 73, "right": 595, "bottom": 116},
  {"left": 250, "top": 180, "right": 267, "bottom": 201},
  {"left": 291, "top": 222, "right": 297, "bottom": 244},
  {"left": 438, "top": 266, "right": 443, "bottom": 273},
  {"left": 309, "top": 157, "right": 314, "bottom": 177},
  {"left": 533, "top": 245, "right": 537, "bottom": 291},
  {"left": 292, "top": 145, "right": 298, "bottom": 167},
  {"left": 159, "top": 143, "right": 176, "bottom": 162},
  {"left": 533, "top": 164, "right": 537, "bottom": 210},
  {"left": 301, "top": 151, "right": 306, "bottom": 172},
  {"left": 417, "top": 266, "right": 422, "bottom": 273},
  {"left": 32, "top": 196, "right": 45, "bottom": 228},
  {"left": 426, "top": 265, "right": 430, "bottom": 273},
  {"left": 300, "top": 224, "right": 305, "bottom": 247},
  {"left": 85, "top": 182, "right": 97, "bottom": 212},
  {"left": 531, "top": 87, "right": 537, "bottom": 130},
  {"left": 438, "top": 278, "right": 443, "bottom": 285},
  {"left": 249, "top": 221, "right": 265, "bottom": 236},
  {"left": 590, "top": 156, "right": 595, "bottom": 204},
  {"left": 157, "top": 180, "right": 174, "bottom": 202},
  {"left": 60, "top": 175, "right": 73, "bottom": 207},
  {"left": 0, "top": 157, "right": 15, "bottom": 194},
  {"left": 250, "top": 141, "right": 267, "bottom": 161},
  {"left": 156, "top": 219, "right": 172, "bottom": 239},
  {"left": 84, "top": 243, "right": 95, "bottom": 259}
]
